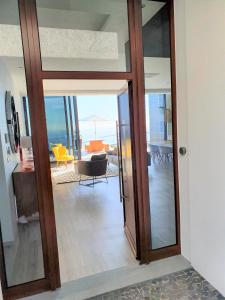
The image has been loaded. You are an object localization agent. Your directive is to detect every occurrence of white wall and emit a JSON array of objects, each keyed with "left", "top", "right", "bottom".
[
  {"left": 144, "top": 57, "right": 171, "bottom": 91},
  {"left": 0, "top": 59, "right": 20, "bottom": 243},
  {"left": 0, "top": 58, "right": 27, "bottom": 300},
  {"left": 175, "top": 0, "right": 225, "bottom": 296},
  {"left": 0, "top": 55, "right": 26, "bottom": 300},
  {"left": 174, "top": 0, "right": 190, "bottom": 261}
]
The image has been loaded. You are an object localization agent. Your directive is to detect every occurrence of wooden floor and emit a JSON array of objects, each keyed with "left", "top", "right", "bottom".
[
  {"left": 53, "top": 160, "right": 176, "bottom": 283},
  {"left": 53, "top": 177, "right": 136, "bottom": 283},
  {"left": 2, "top": 161, "right": 176, "bottom": 286},
  {"left": 3, "top": 221, "right": 44, "bottom": 287}
]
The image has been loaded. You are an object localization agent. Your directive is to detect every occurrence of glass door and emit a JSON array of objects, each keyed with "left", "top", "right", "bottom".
[
  {"left": 118, "top": 84, "right": 137, "bottom": 255},
  {"left": 141, "top": 1, "right": 179, "bottom": 251},
  {"left": 0, "top": 0, "right": 45, "bottom": 289}
]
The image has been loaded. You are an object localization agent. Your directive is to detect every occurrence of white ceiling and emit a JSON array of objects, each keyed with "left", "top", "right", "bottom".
[
  {"left": 36, "top": 0, "right": 164, "bottom": 51},
  {"left": 142, "top": 1, "right": 165, "bottom": 25}
]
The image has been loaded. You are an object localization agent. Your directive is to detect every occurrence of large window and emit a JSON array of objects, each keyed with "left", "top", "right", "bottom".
[{"left": 44, "top": 96, "right": 80, "bottom": 160}]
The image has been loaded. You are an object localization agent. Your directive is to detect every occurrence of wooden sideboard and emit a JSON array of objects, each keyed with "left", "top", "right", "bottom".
[{"left": 12, "top": 163, "right": 38, "bottom": 218}]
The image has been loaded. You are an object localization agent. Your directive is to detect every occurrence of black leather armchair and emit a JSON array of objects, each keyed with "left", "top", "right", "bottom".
[{"left": 77, "top": 155, "right": 108, "bottom": 186}]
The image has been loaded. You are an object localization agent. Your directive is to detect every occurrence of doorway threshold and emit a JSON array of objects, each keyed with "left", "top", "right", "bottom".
[{"left": 20, "top": 255, "right": 190, "bottom": 300}]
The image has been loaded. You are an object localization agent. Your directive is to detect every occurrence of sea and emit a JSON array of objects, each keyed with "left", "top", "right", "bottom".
[{"left": 47, "top": 126, "right": 117, "bottom": 150}]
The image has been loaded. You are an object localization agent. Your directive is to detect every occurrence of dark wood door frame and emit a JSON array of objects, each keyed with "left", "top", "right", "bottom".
[
  {"left": 0, "top": 0, "right": 180, "bottom": 299},
  {"left": 149, "top": 0, "right": 181, "bottom": 261},
  {"left": 117, "top": 83, "right": 140, "bottom": 258},
  {"left": 26, "top": 0, "right": 152, "bottom": 265},
  {"left": 1, "top": 1, "right": 59, "bottom": 299},
  {"left": 133, "top": 0, "right": 181, "bottom": 261},
  {"left": 19, "top": 0, "right": 61, "bottom": 290}
]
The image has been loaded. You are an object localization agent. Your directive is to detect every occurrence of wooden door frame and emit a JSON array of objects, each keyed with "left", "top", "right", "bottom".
[
  {"left": 1, "top": 0, "right": 180, "bottom": 299},
  {"left": 117, "top": 82, "right": 141, "bottom": 258},
  {"left": 150, "top": 0, "right": 181, "bottom": 260},
  {"left": 133, "top": 0, "right": 181, "bottom": 260}
]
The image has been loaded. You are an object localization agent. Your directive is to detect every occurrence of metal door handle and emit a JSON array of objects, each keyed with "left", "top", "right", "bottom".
[{"left": 179, "top": 147, "right": 187, "bottom": 155}]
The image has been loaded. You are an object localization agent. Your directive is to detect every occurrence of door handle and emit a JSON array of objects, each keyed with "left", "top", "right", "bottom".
[
  {"left": 179, "top": 147, "right": 187, "bottom": 155},
  {"left": 121, "top": 195, "right": 128, "bottom": 200}
]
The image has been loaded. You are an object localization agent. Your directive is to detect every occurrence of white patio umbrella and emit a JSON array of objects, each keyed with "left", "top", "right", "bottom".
[{"left": 79, "top": 114, "right": 110, "bottom": 140}]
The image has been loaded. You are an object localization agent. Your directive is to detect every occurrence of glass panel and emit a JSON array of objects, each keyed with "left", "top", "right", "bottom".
[
  {"left": 36, "top": 0, "right": 131, "bottom": 72},
  {"left": 142, "top": 1, "right": 177, "bottom": 249},
  {"left": 0, "top": 1, "right": 45, "bottom": 286},
  {"left": 44, "top": 96, "right": 80, "bottom": 161}
]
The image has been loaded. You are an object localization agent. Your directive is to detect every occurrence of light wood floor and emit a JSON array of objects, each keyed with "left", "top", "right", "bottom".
[
  {"left": 2, "top": 162, "right": 176, "bottom": 286},
  {"left": 53, "top": 177, "right": 136, "bottom": 284},
  {"left": 3, "top": 221, "right": 44, "bottom": 287},
  {"left": 53, "top": 161, "right": 177, "bottom": 282}
]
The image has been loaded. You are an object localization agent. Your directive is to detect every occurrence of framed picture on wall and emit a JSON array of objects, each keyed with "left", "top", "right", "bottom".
[{"left": 5, "top": 91, "right": 20, "bottom": 153}]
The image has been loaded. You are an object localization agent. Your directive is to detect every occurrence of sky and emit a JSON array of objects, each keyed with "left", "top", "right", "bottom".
[
  {"left": 77, "top": 95, "right": 118, "bottom": 121},
  {"left": 44, "top": 95, "right": 118, "bottom": 145},
  {"left": 77, "top": 95, "right": 118, "bottom": 144}
]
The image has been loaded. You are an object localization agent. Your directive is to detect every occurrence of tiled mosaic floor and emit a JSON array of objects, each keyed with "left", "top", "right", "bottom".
[{"left": 87, "top": 268, "right": 224, "bottom": 300}]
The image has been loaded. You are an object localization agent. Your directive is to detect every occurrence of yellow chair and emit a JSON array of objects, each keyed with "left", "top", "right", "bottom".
[{"left": 52, "top": 146, "right": 74, "bottom": 167}]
